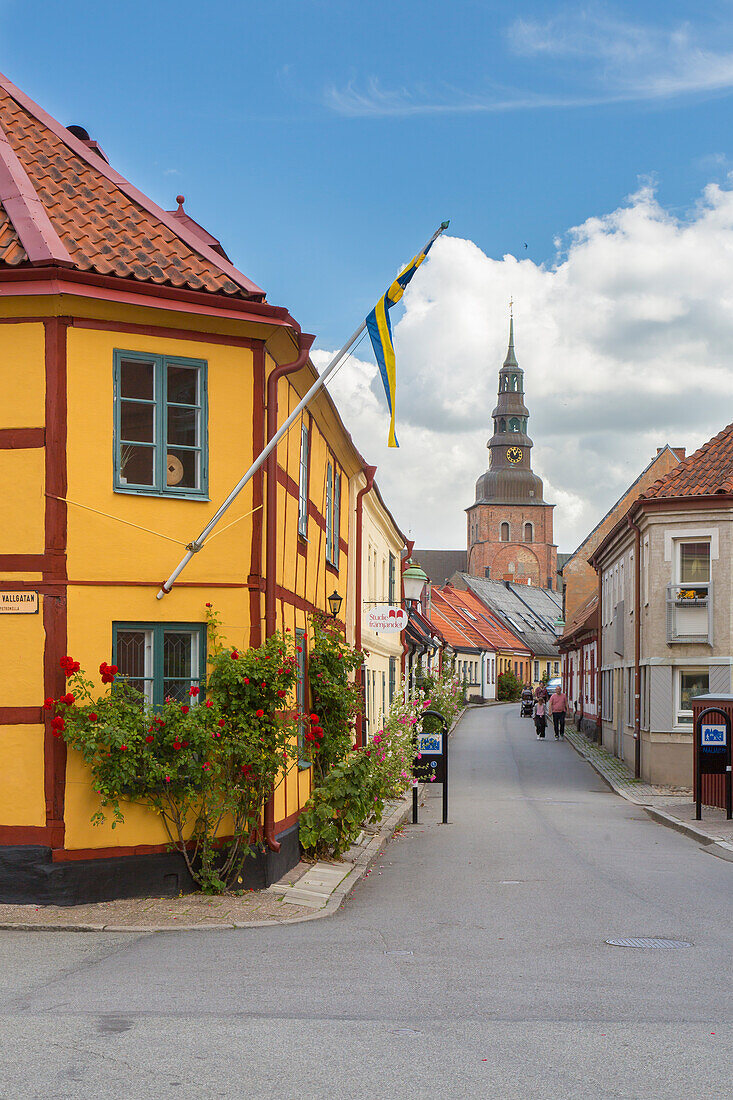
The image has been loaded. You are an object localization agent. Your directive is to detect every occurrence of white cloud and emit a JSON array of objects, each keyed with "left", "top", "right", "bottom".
[
  {"left": 314, "top": 181, "right": 733, "bottom": 553},
  {"left": 324, "top": 10, "right": 733, "bottom": 117}
]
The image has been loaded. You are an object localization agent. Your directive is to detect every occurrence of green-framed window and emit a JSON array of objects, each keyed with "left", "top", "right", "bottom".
[
  {"left": 112, "top": 622, "right": 207, "bottom": 707},
  {"left": 298, "top": 424, "right": 309, "bottom": 537},
  {"left": 113, "top": 350, "right": 208, "bottom": 498},
  {"left": 389, "top": 656, "right": 397, "bottom": 703},
  {"left": 295, "top": 627, "right": 310, "bottom": 768},
  {"left": 325, "top": 461, "right": 342, "bottom": 568}
]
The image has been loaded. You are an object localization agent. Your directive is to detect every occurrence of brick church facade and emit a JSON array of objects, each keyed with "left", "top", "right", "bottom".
[{"left": 466, "top": 318, "right": 557, "bottom": 588}]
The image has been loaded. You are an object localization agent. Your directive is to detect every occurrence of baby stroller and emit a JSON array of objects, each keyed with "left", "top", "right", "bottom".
[{"left": 520, "top": 688, "right": 534, "bottom": 717}]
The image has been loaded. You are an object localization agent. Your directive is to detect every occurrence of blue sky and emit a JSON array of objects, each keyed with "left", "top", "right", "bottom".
[
  {"left": 7, "top": 1, "right": 733, "bottom": 344},
  {"left": 7, "top": 2, "right": 733, "bottom": 550}
]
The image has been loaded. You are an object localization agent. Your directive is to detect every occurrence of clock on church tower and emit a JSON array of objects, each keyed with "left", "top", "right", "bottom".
[{"left": 465, "top": 314, "right": 557, "bottom": 589}]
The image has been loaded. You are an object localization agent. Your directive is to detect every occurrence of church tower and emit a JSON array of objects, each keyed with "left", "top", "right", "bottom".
[{"left": 466, "top": 315, "right": 557, "bottom": 588}]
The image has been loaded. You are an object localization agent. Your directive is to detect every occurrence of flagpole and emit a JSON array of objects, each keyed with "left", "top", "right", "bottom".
[{"left": 156, "top": 221, "right": 449, "bottom": 600}]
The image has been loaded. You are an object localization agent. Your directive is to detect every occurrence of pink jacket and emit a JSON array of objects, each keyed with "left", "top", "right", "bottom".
[{"left": 548, "top": 692, "right": 568, "bottom": 714}]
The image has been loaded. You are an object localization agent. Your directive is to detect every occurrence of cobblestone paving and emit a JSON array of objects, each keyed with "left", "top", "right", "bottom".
[{"left": 564, "top": 725, "right": 688, "bottom": 805}]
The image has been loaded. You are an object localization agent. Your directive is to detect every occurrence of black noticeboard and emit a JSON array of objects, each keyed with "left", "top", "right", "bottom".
[
  {"left": 413, "top": 709, "right": 449, "bottom": 824},
  {"left": 694, "top": 706, "right": 732, "bottom": 819}
]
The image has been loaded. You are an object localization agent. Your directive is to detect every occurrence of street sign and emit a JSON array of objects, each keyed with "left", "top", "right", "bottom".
[
  {"left": 0, "top": 591, "right": 39, "bottom": 614},
  {"left": 413, "top": 710, "right": 449, "bottom": 824},
  {"left": 366, "top": 606, "right": 407, "bottom": 632},
  {"left": 694, "top": 707, "right": 732, "bottom": 820}
]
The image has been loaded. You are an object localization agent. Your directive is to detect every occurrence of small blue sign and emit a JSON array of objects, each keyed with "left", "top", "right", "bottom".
[
  {"left": 702, "top": 724, "right": 727, "bottom": 752},
  {"left": 417, "top": 732, "right": 443, "bottom": 755}
]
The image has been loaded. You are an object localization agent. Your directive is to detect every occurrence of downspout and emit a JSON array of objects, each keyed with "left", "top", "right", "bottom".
[
  {"left": 596, "top": 564, "right": 603, "bottom": 743},
  {"left": 263, "top": 332, "right": 315, "bottom": 853},
  {"left": 401, "top": 540, "right": 415, "bottom": 696},
  {"left": 354, "top": 464, "right": 377, "bottom": 747},
  {"left": 628, "top": 514, "right": 642, "bottom": 779}
]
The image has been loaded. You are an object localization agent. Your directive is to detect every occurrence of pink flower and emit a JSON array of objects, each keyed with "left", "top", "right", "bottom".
[
  {"left": 165, "top": 775, "right": 171, "bottom": 783},
  {"left": 416, "top": 752, "right": 422, "bottom": 760}
]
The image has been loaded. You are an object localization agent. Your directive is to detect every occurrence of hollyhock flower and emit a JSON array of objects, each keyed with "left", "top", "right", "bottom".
[
  {"left": 373, "top": 734, "right": 382, "bottom": 745},
  {"left": 217, "top": 718, "right": 226, "bottom": 727},
  {"left": 43, "top": 698, "right": 54, "bottom": 711},
  {"left": 180, "top": 705, "right": 189, "bottom": 714},
  {"left": 256, "top": 709, "right": 264, "bottom": 718},
  {"left": 89, "top": 713, "right": 97, "bottom": 722},
  {"left": 189, "top": 686, "right": 200, "bottom": 697},
  {"left": 401, "top": 770, "right": 408, "bottom": 779}
]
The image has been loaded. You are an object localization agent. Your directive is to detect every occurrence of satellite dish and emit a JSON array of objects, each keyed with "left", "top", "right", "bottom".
[{"left": 166, "top": 454, "right": 184, "bottom": 486}]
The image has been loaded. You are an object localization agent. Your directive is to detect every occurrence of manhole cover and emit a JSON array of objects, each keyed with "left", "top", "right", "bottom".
[{"left": 605, "top": 938, "right": 693, "bottom": 949}]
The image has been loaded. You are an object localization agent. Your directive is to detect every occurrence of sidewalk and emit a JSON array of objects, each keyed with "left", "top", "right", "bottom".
[
  {"left": 0, "top": 792, "right": 415, "bottom": 932},
  {"left": 565, "top": 723, "right": 733, "bottom": 859}
]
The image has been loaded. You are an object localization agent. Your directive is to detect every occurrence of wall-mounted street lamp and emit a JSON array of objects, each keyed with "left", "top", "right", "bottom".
[
  {"left": 553, "top": 615, "right": 565, "bottom": 637},
  {"left": 402, "top": 560, "right": 428, "bottom": 607},
  {"left": 328, "top": 589, "right": 344, "bottom": 618}
]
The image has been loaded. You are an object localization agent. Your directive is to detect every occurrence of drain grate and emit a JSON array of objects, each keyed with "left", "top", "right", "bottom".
[
  {"left": 605, "top": 937, "right": 693, "bottom": 949},
  {"left": 384, "top": 950, "right": 414, "bottom": 956}
]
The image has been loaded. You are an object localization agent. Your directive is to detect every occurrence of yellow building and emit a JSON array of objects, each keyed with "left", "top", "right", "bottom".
[
  {"left": 348, "top": 471, "right": 407, "bottom": 740},
  {"left": 0, "top": 73, "right": 363, "bottom": 901}
]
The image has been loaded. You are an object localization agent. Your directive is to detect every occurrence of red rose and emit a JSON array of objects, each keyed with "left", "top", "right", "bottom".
[
  {"left": 202, "top": 762, "right": 211, "bottom": 771},
  {"left": 43, "top": 698, "right": 54, "bottom": 711},
  {"left": 231, "top": 650, "right": 239, "bottom": 660},
  {"left": 217, "top": 718, "right": 226, "bottom": 727},
  {"left": 155, "top": 717, "right": 165, "bottom": 727},
  {"left": 310, "top": 714, "right": 319, "bottom": 722},
  {"left": 305, "top": 731, "right": 315, "bottom": 742},
  {"left": 243, "top": 678, "right": 249, "bottom": 684},
  {"left": 277, "top": 690, "right": 286, "bottom": 698},
  {"left": 62, "top": 693, "right": 75, "bottom": 706},
  {"left": 89, "top": 713, "right": 97, "bottom": 722},
  {"left": 111, "top": 665, "right": 118, "bottom": 675},
  {"left": 189, "top": 686, "right": 200, "bottom": 697},
  {"left": 180, "top": 705, "right": 189, "bottom": 714},
  {"left": 205, "top": 699, "right": 213, "bottom": 708},
  {"left": 182, "top": 740, "right": 189, "bottom": 748},
  {"left": 315, "top": 729, "right": 324, "bottom": 740},
  {"left": 145, "top": 735, "right": 153, "bottom": 743},
  {"left": 120, "top": 744, "right": 127, "bottom": 752},
  {"left": 50, "top": 716, "right": 65, "bottom": 730},
  {"left": 296, "top": 646, "right": 302, "bottom": 653},
  {"left": 205, "top": 602, "right": 212, "bottom": 608},
  {"left": 173, "top": 741, "right": 181, "bottom": 751},
  {"left": 261, "top": 682, "right": 266, "bottom": 689},
  {"left": 52, "top": 729, "right": 62, "bottom": 739},
  {"left": 256, "top": 709, "right": 264, "bottom": 718}
]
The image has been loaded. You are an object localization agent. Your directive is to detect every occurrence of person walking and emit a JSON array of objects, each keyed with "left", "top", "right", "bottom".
[
  {"left": 533, "top": 698, "right": 547, "bottom": 739},
  {"left": 548, "top": 685, "right": 568, "bottom": 740},
  {"left": 534, "top": 681, "right": 549, "bottom": 705}
]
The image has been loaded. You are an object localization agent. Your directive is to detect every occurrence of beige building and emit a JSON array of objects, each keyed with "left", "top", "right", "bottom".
[
  {"left": 348, "top": 472, "right": 407, "bottom": 741},
  {"left": 590, "top": 425, "right": 733, "bottom": 787}
]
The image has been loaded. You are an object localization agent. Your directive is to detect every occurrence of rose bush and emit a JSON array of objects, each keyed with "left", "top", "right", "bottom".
[{"left": 47, "top": 627, "right": 301, "bottom": 893}]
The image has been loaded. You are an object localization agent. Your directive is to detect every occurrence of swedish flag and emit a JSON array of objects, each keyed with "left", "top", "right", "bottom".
[{"left": 366, "top": 224, "right": 447, "bottom": 448}]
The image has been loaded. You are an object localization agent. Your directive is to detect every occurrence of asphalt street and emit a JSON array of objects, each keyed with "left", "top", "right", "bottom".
[{"left": 1, "top": 704, "right": 731, "bottom": 1100}]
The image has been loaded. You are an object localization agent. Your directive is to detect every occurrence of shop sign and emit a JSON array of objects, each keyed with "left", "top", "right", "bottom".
[
  {"left": 0, "top": 591, "right": 39, "bottom": 614},
  {"left": 366, "top": 606, "right": 407, "bottom": 632}
]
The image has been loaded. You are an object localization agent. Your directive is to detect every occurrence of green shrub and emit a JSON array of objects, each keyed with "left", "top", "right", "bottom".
[{"left": 497, "top": 670, "right": 523, "bottom": 701}]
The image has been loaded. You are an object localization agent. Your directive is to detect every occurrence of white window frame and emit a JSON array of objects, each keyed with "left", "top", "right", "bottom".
[
  {"left": 674, "top": 538, "right": 711, "bottom": 586},
  {"left": 675, "top": 666, "right": 710, "bottom": 728}
]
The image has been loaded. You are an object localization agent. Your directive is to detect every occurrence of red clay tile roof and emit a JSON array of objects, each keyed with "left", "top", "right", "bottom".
[
  {"left": 431, "top": 586, "right": 529, "bottom": 653},
  {"left": 559, "top": 593, "right": 598, "bottom": 646},
  {"left": 0, "top": 73, "right": 264, "bottom": 299},
  {"left": 643, "top": 422, "right": 733, "bottom": 499}
]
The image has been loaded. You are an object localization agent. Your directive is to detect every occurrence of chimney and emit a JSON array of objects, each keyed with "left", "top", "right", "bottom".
[
  {"left": 66, "top": 124, "right": 108, "bottom": 163},
  {"left": 673, "top": 448, "right": 686, "bottom": 460}
]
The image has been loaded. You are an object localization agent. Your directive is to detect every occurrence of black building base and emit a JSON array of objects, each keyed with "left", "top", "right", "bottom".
[{"left": 0, "top": 823, "right": 301, "bottom": 906}]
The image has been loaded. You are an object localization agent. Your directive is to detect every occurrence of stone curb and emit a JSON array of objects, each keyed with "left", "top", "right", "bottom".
[
  {"left": 565, "top": 726, "right": 733, "bottom": 862},
  {"left": 0, "top": 709, "right": 466, "bottom": 934}
]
